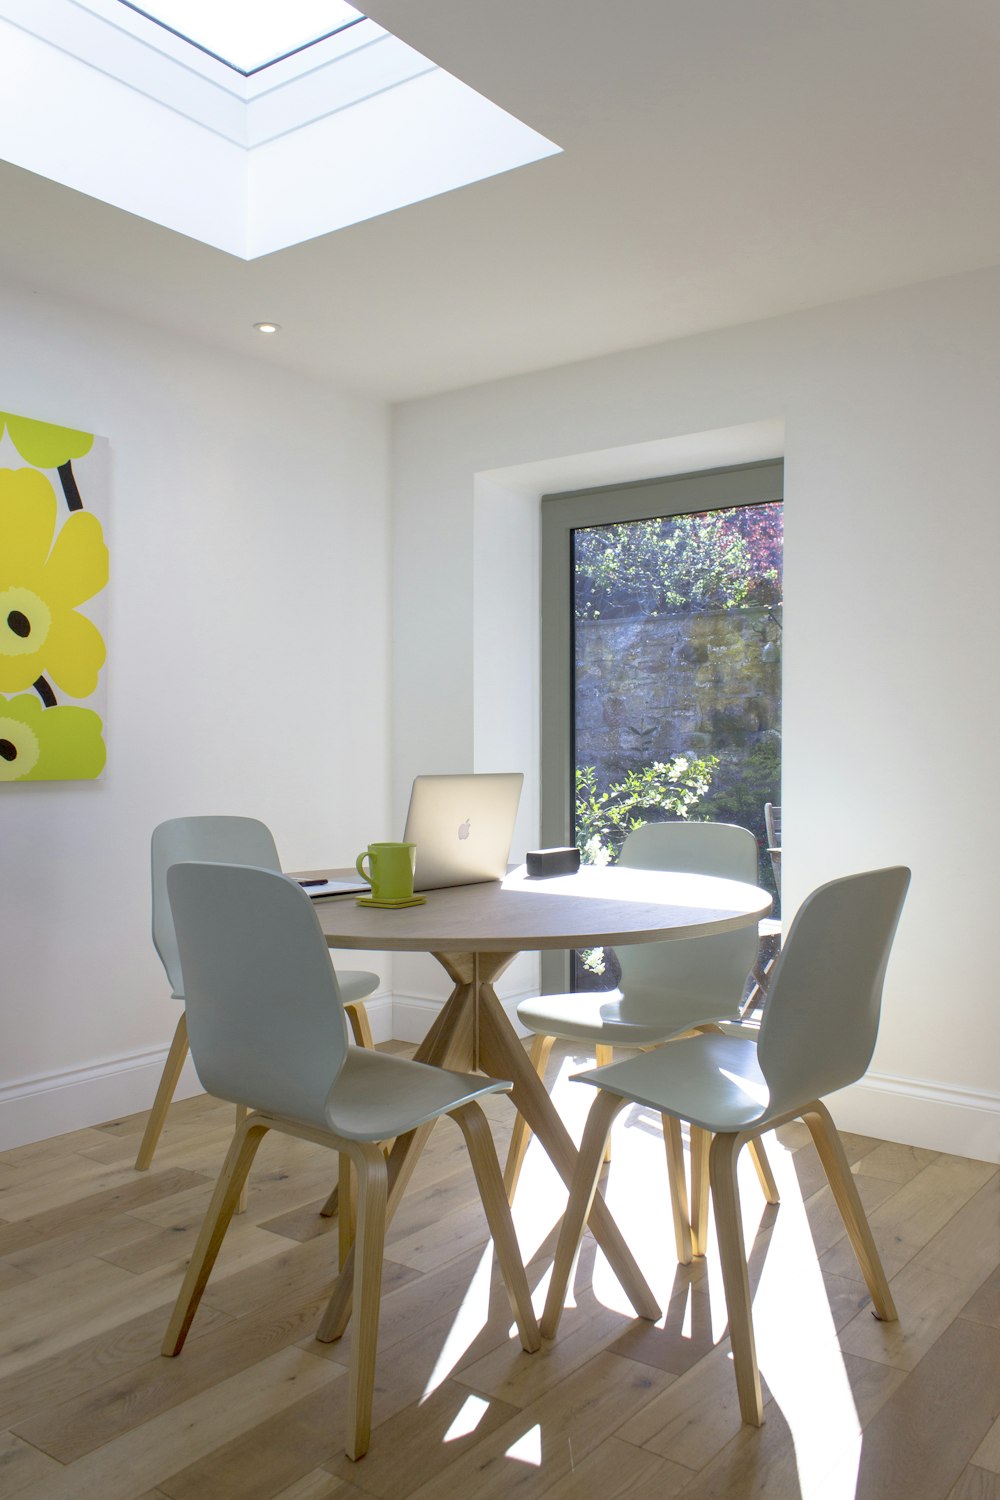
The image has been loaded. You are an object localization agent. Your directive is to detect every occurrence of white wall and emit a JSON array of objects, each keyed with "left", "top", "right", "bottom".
[
  {"left": 0, "top": 281, "right": 392, "bottom": 1147},
  {"left": 391, "top": 264, "right": 1000, "bottom": 1161}
]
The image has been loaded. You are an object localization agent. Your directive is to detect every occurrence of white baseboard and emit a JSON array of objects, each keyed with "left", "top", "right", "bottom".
[
  {"left": 2, "top": 999, "right": 995, "bottom": 1161},
  {"left": 828, "top": 1072, "right": 999, "bottom": 1164},
  {"left": 0, "top": 1048, "right": 206, "bottom": 1152},
  {"left": 0, "top": 994, "right": 396, "bottom": 1153}
]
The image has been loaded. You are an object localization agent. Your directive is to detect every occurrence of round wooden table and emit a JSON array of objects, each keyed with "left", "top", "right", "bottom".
[{"left": 310, "top": 863, "right": 771, "bottom": 1337}]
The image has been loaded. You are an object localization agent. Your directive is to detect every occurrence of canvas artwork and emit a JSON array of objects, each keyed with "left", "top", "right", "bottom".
[{"left": 0, "top": 410, "right": 109, "bottom": 782}]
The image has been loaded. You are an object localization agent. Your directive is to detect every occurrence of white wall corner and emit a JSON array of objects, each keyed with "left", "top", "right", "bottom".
[{"left": 828, "top": 1072, "right": 1000, "bottom": 1165}]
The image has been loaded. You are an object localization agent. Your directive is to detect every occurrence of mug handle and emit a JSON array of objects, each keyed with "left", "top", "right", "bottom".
[{"left": 355, "top": 852, "right": 372, "bottom": 885}]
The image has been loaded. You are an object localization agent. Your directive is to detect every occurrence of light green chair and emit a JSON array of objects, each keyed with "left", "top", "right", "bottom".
[
  {"left": 160, "top": 861, "right": 539, "bottom": 1461},
  {"left": 136, "top": 815, "right": 379, "bottom": 1174},
  {"left": 507, "top": 820, "right": 778, "bottom": 1260},
  {"left": 541, "top": 865, "right": 910, "bottom": 1427}
]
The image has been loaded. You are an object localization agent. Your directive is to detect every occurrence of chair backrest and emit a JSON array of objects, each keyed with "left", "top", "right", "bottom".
[
  {"left": 151, "top": 816, "right": 281, "bottom": 997},
  {"left": 166, "top": 862, "right": 350, "bottom": 1129},
  {"left": 614, "top": 821, "right": 762, "bottom": 1027},
  {"left": 757, "top": 866, "right": 910, "bottom": 1115}
]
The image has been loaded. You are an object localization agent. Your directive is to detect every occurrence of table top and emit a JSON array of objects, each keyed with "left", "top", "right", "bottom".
[{"left": 306, "top": 863, "right": 771, "bottom": 953}]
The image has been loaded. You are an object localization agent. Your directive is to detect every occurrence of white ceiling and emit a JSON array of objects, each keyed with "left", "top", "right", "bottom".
[{"left": 3, "top": 0, "right": 1000, "bottom": 401}]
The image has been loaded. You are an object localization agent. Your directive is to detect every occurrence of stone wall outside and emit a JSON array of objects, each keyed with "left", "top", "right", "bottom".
[{"left": 574, "top": 605, "right": 781, "bottom": 836}]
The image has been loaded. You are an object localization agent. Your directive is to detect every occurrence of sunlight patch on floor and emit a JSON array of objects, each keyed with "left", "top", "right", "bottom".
[
  {"left": 505, "top": 1423, "right": 542, "bottom": 1465},
  {"left": 751, "top": 1139, "right": 864, "bottom": 1497},
  {"left": 419, "top": 1241, "right": 496, "bottom": 1400},
  {"left": 442, "top": 1392, "right": 491, "bottom": 1442}
]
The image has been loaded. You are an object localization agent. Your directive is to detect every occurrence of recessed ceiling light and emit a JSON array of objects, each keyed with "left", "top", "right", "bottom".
[{"left": 253, "top": 321, "right": 281, "bottom": 334}]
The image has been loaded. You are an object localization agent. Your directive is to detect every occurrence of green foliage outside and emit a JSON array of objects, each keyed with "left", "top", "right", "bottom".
[
  {"left": 575, "top": 505, "right": 781, "bottom": 620},
  {"left": 575, "top": 755, "right": 718, "bottom": 975},
  {"left": 575, "top": 756, "right": 718, "bottom": 866}
]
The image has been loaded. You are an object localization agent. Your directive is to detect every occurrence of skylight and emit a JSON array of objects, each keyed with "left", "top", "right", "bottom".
[
  {"left": 0, "top": 0, "right": 561, "bottom": 258},
  {"left": 118, "top": 0, "right": 365, "bottom": 75}
]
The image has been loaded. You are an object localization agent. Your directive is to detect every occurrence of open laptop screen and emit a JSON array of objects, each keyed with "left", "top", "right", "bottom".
[{"left": 403, "top": 772, "right": 524, "bottom": 891}]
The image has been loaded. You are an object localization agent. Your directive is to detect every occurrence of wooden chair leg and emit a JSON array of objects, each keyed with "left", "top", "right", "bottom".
[
  {"left": 323, "top": 1005, "right": 378, "bottom": 1223},
  {"left": 234, "top": 1104, "right": 249, "bottom": 1215},
  {"left": 690, "top": 1125, "right": 712, "bottom": 1257},
  {"left": 338, "top": 1152, "right": 357, "bottom": 1270},
  {"left": 503, "top": 1033, "right": 554, "bottom": 1203},
  {"left": 451, "top": 1102, "right": 540, "bottom": 1353},
  {"left": 540, "top": 1089, "right": 632, "bottom": 1340},
  {"left": 135, "top": 1010, "right": 189, "bottom": 1171},
  {"left": 343, "top": 1141, "right": 388, "bottom": 1462},
  {"left": 661, "top": 1114, "right": 693, "bottom": 1265},
  {"left": 748, "top": 1137, "right": 780, "bottom": 1206},
  {"left": 161, "top": 1115, "right": 270, "bottom": 1356},
  {"left": 316, "top": 1117, "right": 440, "bottom": 1344},
  {"left": 344, "top": 1001, "right": 375, "bottom": 1050},
  {"left": 801, "top": 1100, "right": 897, "bottom": 1321},
  {"left": 595, "top": 1044, "right": 614, "bottom": 1163},
  {"left": 709, "top": 1131, "right": 763, "bottom": 1426}
]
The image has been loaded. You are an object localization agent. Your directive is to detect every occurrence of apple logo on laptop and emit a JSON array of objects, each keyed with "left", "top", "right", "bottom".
[{"left": 458, "top": 818, "right": 471, "bottom": 841}]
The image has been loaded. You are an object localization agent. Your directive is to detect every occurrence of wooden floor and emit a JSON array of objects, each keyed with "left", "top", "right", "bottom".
[{"left": 1, "top": 1041, "right": 998, "bottom": 1500}]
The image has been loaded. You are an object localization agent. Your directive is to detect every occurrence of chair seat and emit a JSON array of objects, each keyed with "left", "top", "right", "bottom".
[
  {"left": 325, "top": 1047, "right": 513, "bottom": 1141},
  {"left": 574, "top": 1030, "right": 771, "bottom": 1134},
  {"left": 338, "top": 969, "right": 379, "bottom": 1005},
  {"left": 516, "top": 989, "right": 733, "bottom": 1047}
]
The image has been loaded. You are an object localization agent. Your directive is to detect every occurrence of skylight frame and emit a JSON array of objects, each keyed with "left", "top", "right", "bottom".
[
  {"left": 0, "top": 0, "right": 562, "bottom": 259},
  {"left": 115, "top": 0, "right": 368, "bottom": 77}
]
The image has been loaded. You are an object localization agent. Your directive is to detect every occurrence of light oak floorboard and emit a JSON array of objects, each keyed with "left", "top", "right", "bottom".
[
  {"left": 842, "top": 1316, "right": 1000, "bottom": 1500},
  {"left": 532, "top": 1434, "right": 695, "bottom": 1498},
  {"left": 272, "top": 1473, "right": 370, "bottom": 1500},
  {"left": 405, "top": 1350, "right": 675, "bottom": 1500},
  {"left": 0, "top": 1166, "right": 212, "bottom": 1258},
  {"left": 971, "top": 1411, "right": 1000, "bottom": 1474},
  {"left": 961, "top": 1266, "right": 1000, "bottom": 1329},
  {"left": 14, "top": 1348, "right": 340, "bottom": 1500},
  {"left": 0, "top": 1125, "right": 116, "bottom": 1166},
  {"left": 820, "top": 1155, "right": 996, "bottom": 1282},
  {"left": 0, "top": 1428, "right": 64, "bottom": 1496},
  {"left": 948, "top": 1468, "right": 1000, "bottom": 1500},
  {"left": 323, "top": 1378, "right": 521, "bottom": 1498}
]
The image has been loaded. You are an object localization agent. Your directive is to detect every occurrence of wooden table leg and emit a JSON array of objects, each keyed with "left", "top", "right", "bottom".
[
  {"left": 476, "top": 978, "right": 660, "bottom": 1321},
  {"left": 316, "top": 946, "right": 659, "bottom": 1343}
]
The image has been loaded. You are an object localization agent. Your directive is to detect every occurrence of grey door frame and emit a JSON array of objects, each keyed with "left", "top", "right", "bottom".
[{"left": 539, "top": 459, "right": 784, "bottom": 992}]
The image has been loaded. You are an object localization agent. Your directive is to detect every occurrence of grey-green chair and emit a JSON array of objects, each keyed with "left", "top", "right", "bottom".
[
  {"left": 136, "top": 815, "right": 379, "bottom": 1173},
  {"left": 507, "top": 820, "right": 778, "bottom": 1260},
  {"left": 161, "top": 861, "right": 539, "bottom": 1460},
  {"left": 540, "top": 865, "right": 910, "bottom": 1427}
]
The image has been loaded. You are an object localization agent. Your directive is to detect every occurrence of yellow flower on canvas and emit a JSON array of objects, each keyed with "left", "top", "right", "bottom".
[
  {"left": 0, "top": 467, "right": 108, "bottom": 696},
  {"left": 0, "top": 412, "right": 94, "bottom": 470},
  {"left": 0, "top": 692, "right": 106, "bottom": 781}
]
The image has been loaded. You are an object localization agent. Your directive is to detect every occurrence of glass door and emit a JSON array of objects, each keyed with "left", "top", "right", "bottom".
[{"left": 540, "top": 462, "right": 783, "bottom": 992}]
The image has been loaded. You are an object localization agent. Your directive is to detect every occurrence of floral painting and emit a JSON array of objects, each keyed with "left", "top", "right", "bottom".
[{"left": 0, "top": 411, "right": 109, "bottom": 781}]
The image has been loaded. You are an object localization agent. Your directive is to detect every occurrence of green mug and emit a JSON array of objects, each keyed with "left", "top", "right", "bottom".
[{"left": 355, "top": 842, "right": 416, "bottom": 902}]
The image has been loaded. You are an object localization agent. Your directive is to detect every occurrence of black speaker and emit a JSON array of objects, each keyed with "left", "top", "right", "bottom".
[{"left": 525, "top": 846, "right": 581, "bottom": 878}]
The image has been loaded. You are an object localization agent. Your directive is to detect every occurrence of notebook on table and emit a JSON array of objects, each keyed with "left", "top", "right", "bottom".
[
  {"left": 403, "top": 772, "right": 524, "bottom": 891},
  {"left": 297, "top": 877, "right": 368, "bottom": 899}
]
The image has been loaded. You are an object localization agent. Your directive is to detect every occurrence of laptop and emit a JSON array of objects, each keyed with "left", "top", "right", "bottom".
[{"left": 403, "top": 772, "right": 524, "bottom": 890}]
